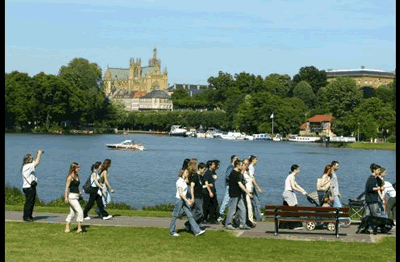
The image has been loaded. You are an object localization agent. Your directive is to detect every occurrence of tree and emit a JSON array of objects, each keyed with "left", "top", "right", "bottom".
[
  {"left": 5, "top": 71, "right": 37, "bottom": 130},
  {"left": 292, "top": 81, "right": 316, "bottom": 109},
  {"left": 58, "top": 58, "right": 105, "bottom": 125},
  {"left": 291, "top": 66, "right": 327, "bottom": 95},
  {"left": 319, "top": 77, "right": 362, "bottom": 119},
  {"left": 263, "top": 74, "right": 289, "bottom": 98}
]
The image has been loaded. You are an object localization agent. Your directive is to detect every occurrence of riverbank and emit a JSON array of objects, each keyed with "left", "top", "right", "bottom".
[{"left": 342, "top": 142, "right": 396, "bottom": 151}]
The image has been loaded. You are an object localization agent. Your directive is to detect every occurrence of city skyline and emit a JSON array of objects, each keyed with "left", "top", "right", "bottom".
[{"left": 6, "top": 0, "right": 395, "bottom": 85}]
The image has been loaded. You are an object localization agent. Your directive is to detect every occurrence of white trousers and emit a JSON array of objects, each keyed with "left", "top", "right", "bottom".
[{"left": 66, "top": 193, "right": 84, "bottom": 223}]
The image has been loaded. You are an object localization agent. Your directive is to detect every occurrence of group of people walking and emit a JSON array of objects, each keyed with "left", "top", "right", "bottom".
[
  {"left": 21, "top": 149, "right": 396, "bottom": 236},
  {"left": 21, "top": 150, "right": 114, "bottom": 233},
  {"left": 170, "top": 155, "right": 264, "bottom": 236}
]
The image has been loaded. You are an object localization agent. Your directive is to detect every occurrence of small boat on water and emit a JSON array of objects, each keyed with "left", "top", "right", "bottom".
[
  {"left": 106, "top": 140, "right": 145, "bottom": 150},
  {"left": 186, "top": 127, "right": 197, "bottom": 137},
  {"left": 272, "top": 134, "right": 283, "bottom": 142},
  {"left": 288, "top": 136, "right": 320, "bottom": 142},
  {"left": 169, "top": 125, "right": 187, "bottom": 137},
  {"left": 253, "top": 133, "right": 271, "bottom": 141}
]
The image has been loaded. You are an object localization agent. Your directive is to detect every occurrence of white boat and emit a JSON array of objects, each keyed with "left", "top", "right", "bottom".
[
  {"left": 289, "top": 136, "right": 320, "bottom": 142},
  {"left": 243, "top": 135, "right": 254, "bottom": 141},
  {"left": 253, "top": 133, "right": 271, "bottom": 141},
  {"left": 169, "top": 125, "right": 187, "bottom": 137},
  {"left": 272, "top": 134, "right": 283, "bottom": 142},
  {"left": 221, "top": 131, "right": 245, "bottom": 140},
  {"left": 186, "top": 128, "right": 197, "bottom": 137},
  {"left": 106, "top": 140, "right": 145, "bottom": 151}
]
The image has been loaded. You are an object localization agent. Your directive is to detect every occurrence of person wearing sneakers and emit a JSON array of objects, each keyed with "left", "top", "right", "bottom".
[
  {"left": 169, "top": 160, "right": 205, "bottom": 237},
  {"left": 280, "top": 164, "right": 307, "bottom": 230},
  {"left": 64, "top": 162, "right": 84, "bottom": 233},
  {"left": 225, "top": 159, "right": 253, "bottom": 230},
  {"left": 83, "top": 162, "right": 112, "bottom": 220},
  {"left": 95, "top": 159, "right": 114, "bottom": 216},
  {"left": 218, "top": 155, "right": 238, "bottom": 222}
]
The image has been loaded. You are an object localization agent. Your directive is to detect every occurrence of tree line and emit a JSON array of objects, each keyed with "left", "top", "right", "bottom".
[{"left": 5, "top": 58, "right": 396, "bottom": 142}]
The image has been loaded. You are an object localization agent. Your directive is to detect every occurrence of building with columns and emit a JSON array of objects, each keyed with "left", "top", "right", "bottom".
[{"left": 103, "top": 48, "right": 168, "bottom": 95}]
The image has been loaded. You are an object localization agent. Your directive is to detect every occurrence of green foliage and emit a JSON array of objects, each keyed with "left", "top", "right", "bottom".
[
  {"left": 293, "top": 81, "right": 316, "bottom": 109},
  {"left": 319, "top": 77, "right": 362, "bottom": 119},
  {"left": 142, "top": 203, "right": 175, "bottom": 212},
  {"left": 5, "top": 185, "right": 26, "bottom": 205},
  {"left": 292, "top": 66, "right": 327, "bottom": 95},
  {"left": 387, "top": 134, "right": 396, "bottom": 143}
]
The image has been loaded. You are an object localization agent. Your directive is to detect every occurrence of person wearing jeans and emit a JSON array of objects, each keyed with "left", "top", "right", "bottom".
[
  {"left": 218, "top": 155, "right": 238, "bottom": 221},
  {"left": 83, "top": 162, "right": 111, "bottom": 220},
  {"left": 225, "top": 159, "right": 253, "bottom": 230},
  {"left": 170, "top": 164, "right": 205, "bottom": 237},
  {"left": 330, "top": 160, "right": 342, "bottom": 208},
  {"left": 249, "top": 155, "right": 263, "bottom": 221}
]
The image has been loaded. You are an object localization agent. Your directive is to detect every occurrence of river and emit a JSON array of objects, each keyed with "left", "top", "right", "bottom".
[{"left": 5, "top": 133, "right": 396, "bottom": 210}]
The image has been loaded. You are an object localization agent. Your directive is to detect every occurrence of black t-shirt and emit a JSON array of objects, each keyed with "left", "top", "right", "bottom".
[
  {"left": 189, "top": 173, "right": 203, "bottom": 198},
  {"left": 229, "top": 169, "right": 244, "bottom": 198},
  {"left": 202, "top": 170, "right": 216, "bottom": 195},
  {"left": 365, "top": 175, "right": 379, "bottom": 204}
]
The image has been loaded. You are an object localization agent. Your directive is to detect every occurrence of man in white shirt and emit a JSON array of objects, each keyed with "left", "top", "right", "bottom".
[{"left": 21, "top": 150, "right": 43, "bottom": 221}]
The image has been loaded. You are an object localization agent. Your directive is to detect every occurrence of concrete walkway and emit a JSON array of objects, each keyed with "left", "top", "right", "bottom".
[{"left": 5, "top": 211, "right": 395, "bottom": 243}]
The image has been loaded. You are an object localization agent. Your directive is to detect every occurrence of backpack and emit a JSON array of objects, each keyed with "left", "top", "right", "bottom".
[
  {"left": 82, "top": 174, "right": 93, "bottom": 194},
  {"left": 83, "top": 168, "right": 103, "bottom": 194}
]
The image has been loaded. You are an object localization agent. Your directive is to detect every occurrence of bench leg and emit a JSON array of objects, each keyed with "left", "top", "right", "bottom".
[
  {"left": 335, "top": 218, "right": 339, "bottom": 238},
  {"left": 274, "top": 219, "right": 278, "bottom": 236}
]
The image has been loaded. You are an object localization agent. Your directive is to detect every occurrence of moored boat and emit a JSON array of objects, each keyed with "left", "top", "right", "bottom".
[
  {"left": 169, "top": 125, "right": 187, "bottom": 137},
  {"left": 288, "top": 136, "right": 320, "bottom": 142},
  {"left": 272, "top": 134, "right": 283, "bottom": 141},
  {"left": 106, "top": 140, "right": 145, "bottom": 150},
  {"left": 253, "top": 133, "right": 271, "bottom": 141}
]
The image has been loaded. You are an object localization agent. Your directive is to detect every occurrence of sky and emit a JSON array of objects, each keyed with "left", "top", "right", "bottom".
[{"left": 5, "top": 0, "right": 395, "bottom": 86}]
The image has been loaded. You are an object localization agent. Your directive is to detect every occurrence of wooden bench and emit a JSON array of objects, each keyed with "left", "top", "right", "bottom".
[{"left": 264, "top": 205, "right": 350, "bottom": 238}]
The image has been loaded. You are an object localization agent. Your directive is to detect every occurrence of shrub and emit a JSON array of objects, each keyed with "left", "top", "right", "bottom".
[
  {"left": 142, "top": 203, "right": 175, "bottom": 212},
  {"left": 5, "top": 185, "right": 25, "bottom": 205},
  {"left": 387, "top": 135, "right": 396, "bottom": 143}
]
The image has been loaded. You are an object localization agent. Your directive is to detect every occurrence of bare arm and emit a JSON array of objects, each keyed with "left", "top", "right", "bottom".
[
  {"left": 290, "top": 176, "right": 307, "bottom": 195},
  {"left": 178, "top": 187, "right": 191, "bottom": 206},
  {"left": 252, "top": 177, "right": 263, "bottom": 194},
  {"left": 92, "top": 172, "right": 104, "bottom": 190},
  {"left": 238, "top": 181, "right": 253, "bottom": 198},
  {"left": 64, "top": 176, "right": 71, "bottom": 203},
  {"left": 102, "top": 171, "right": 114, "bottom": 192},
  {"left": 204, "top": 181, "right": 214, "bottom": 197},
  {"left": 33, "top": 150, "right": 43, "bottom": 167}
]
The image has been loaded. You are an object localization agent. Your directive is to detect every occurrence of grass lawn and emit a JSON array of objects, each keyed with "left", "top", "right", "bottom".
[
  {"left": 344, "top": 142, "right": 396, "bottom": 151},
  {"left": 5, "top": 205, "right": 172, "bottom": 218},
  {"left": 5, "top": 222, "right": 396, "bottom": 262}
]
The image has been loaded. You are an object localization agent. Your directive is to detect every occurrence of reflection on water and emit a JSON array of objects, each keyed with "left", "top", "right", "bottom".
[{"left": 5, "top": 134, "right": 396, "bottom": 210}]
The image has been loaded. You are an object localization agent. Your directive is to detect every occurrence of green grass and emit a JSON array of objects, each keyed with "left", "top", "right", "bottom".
[
  {"left": 5, "top": 222, "right": 396, "bottom": 262},
  {"left": 343, "top": 142, "right": 396, "bottom": 150},
  {"left": 5, "top": 204, "right": 172, "bottom": 218}
]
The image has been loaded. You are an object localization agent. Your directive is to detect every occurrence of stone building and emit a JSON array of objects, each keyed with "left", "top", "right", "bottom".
[
  {"left": 326, "top": 66, "right": 395, "bottom": 88},
  {"left": 299, "top": 115, "right": 335, "bottom": 137},
  {"left": 110, "top": 89, "right": 173, "bottom": 111},
  {"left": 103, "top": 48, "right": 168, "bottom": 95}
]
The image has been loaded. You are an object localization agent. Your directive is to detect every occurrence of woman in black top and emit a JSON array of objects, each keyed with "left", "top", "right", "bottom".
[{"left": 64, "top": 162, "right": 84, "bottom": 233}]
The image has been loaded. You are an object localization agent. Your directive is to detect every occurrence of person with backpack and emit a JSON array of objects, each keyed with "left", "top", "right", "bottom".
[
  {"left": 83, "top": 162, "right": 112, "bottom": 220},
  {"left": 95, "top": 159, "right": 114, "bottom": 216}
]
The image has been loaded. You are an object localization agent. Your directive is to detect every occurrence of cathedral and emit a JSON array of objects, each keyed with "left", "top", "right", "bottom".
[{"left": 103, "top": 48, "right": 168, "bottom": 96}]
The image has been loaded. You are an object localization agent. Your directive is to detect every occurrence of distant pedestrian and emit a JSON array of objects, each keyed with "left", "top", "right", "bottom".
[
  {"left": 21, "top": 149, "right": 44, "bottom": 222},
  {"left": 248, "top": 155, "right": 263, "bottom": 221},
  {"left": 83, "top": 162, "right": 112, "bottom": 220},
  {"left": 330, "top": 160, "right": 342, "bottom": 208},
  {"left": 95, "top": 159, "right": 114, "bottom": 216},
  {"left": 225, "top": 159, "right": 253, "bottom": 230},
  {"left": 170, "top": 161, "right": 205, "bottom": 237},
  {"left": 218, "top": 155, "right": 238, "bottom": 222},
  {"left": 280, "top": 164, "right": 307, "bottom": 230},
  {"left": 64, "top": 162, "right": 83, "bottom": 233}
]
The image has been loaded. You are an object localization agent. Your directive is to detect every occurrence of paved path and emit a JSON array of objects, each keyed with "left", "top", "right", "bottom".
[{"left": 5, "top": 211, "right": 395, "bottom": 243}]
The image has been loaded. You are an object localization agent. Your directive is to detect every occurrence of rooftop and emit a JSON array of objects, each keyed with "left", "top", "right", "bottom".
[{"left": 308, "top": 115, "right": 334, "bottom": 122}]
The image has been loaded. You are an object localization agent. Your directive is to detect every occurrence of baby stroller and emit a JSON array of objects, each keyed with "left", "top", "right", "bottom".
[
  {"left": 305, "top": 192, "right": 351, "bottom": 231},
  {"left": 346, "top": 192, "right": 367, "bottom": 222}
]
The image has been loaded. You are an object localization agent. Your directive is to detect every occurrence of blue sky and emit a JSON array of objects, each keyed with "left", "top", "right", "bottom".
[{"left": 6, "top": 0, "right": 395, "bottom": 85}]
